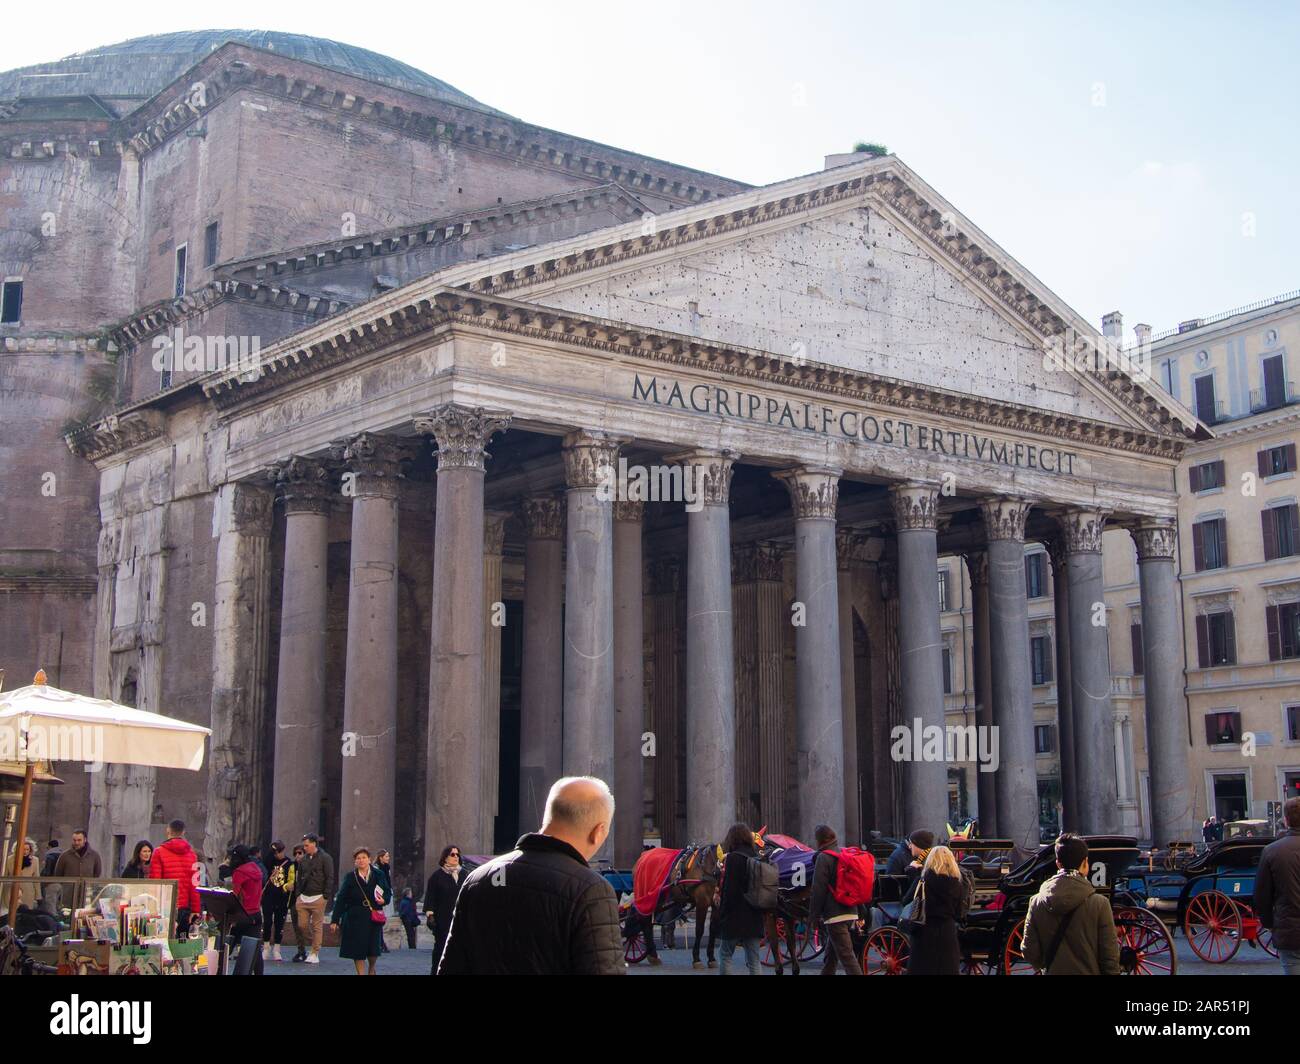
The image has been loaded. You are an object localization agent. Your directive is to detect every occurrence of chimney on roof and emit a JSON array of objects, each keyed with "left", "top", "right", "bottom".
[
  {"left": 1101, "top": 311, "right": 1123, "bottom": 342},
  {"left": 1134, "top": 323, "right": 1152, "bottom": 346}
]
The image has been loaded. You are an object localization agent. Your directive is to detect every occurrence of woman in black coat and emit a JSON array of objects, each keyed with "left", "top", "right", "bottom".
[
  {"left": 423, "top": 844, "right": 465, "bottom": 974},
  {"left": 714, "top": 822, "right": 765, "bottom": 975},
  {"left": 330, "top": 847, "right": 387, "bottom": 975},
  {"left": 906, "top": 845, "right": 964, "bottom": 975}
]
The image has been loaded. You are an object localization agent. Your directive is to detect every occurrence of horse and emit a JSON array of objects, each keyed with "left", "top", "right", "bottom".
[
  {"left": 761, "top": 887, "right": 811, "bottom": 975},
  {"left": 626, "top": 844, "right": 721, "bottom": 968}
]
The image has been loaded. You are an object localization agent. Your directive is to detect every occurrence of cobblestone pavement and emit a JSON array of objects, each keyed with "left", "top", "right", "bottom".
[{"left": 260, "top": 926, "right": 1281, "bottom": 976}]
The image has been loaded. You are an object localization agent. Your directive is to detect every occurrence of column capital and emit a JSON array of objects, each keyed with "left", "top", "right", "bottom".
[
  {"left": 414, "top": 405, "right": 511, "bottom": 471},
  {"left": 563, "top": 431, "right": 625, "bottom": 490},
  {"left": 980, "top": 496, "right": 1033, "bottom": 542},
  {"left": 889, "top": 482, "right": 940, "bottom": 531},
  {"left": 228, "top": 481, "right": 274, "bottom": 536},
  {"left": 836, "top": 527, "right": 869, "bottom": 570},
  {"left": 775, "top": 466, "right": 841, "bottom": 521},
  {"left": 665, "top": 448, "right": 739, "bottom": 506},
  {"left": 269, "top": 455, "right": 334, "bottom": 516},
  {"left": 1132, "top": 517, "right": 1178, "bottom": 561},
  {"left": 732, "top": 541, "right": 786, "bottom": 583},
  {"left": 484, "top": 511, "right": 509, "bottom": 555},
  {"left": 335, "top": 432, "right": 413, "bottom": 497},
  {"left": 877, "top": 558, "right": 898, "bottom": 601},
  {"left": 612, "top": 499, "right": 645, "bottom": 523},
  {"left": 648, "top": 555, "right": 681, "bottom": 595},
  {"left": 1056, "top": 507, "right": 1109, "bottom": 554},
  {"left": 521, "top": 495, "right": 564, "bottom": 540},
  {"left": 964, "top": 549, "right": 989, "bottom": 588}
]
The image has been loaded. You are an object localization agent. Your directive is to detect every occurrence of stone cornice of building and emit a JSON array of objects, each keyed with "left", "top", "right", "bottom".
[
  {"left": 4, "top": 43, "right": 747, "bottom": 207},
  {"left": 433, "top": 160, "right": 1202, "bottom": 442},
  {"left": 0, "top": 569, "right": 98, "bottom": 595},
  {"left": 1185, "top": 403, "right": 1300, "bottom": 445},
  {"left": 218, "top": 184, "right": 650, "bottom": 285},
  {"left": 64, "top": 408, "right": 167, "bottom": 462},
  {"left": 194, "top": 286, "right": 1188, "bottom": 465},
  {"left": 0, "top": 332, "right": 116, "bottom": 355},
  {"left": 107, "top": 278, "right": 349, "bottom": 351}
]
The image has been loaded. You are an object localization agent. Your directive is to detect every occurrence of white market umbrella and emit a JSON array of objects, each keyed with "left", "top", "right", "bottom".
[{"left": 0, "top": 670, "right": 211, "bottom": 926}]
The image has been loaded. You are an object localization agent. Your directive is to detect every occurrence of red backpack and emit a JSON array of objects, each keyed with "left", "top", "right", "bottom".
[{"left": 829, "top": 847, "right": 875, "bottom": 906}]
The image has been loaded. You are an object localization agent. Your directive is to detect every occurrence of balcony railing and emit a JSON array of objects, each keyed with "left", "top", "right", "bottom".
[{"left": 1250, "top": 380, "right": 1298, "bottom": 414}]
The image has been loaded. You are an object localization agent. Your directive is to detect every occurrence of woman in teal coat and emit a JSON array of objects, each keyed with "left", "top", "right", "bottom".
[{"left": 330, "top": 847, "right": 387, "bottom": 974}]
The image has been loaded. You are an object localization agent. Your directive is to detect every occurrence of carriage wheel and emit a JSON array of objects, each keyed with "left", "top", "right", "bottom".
[
  {"left": 1257, "top": 924, "right": 1279, "bottom": 958},
  {"left": 960, "top": 957, "right": 989, "bottom": 974},
  {"left": 760, "top": 919, "right": 791, "bottom": 968},
  {"left": 1001, "top": 918, "right": 1039, "bottom": 975},
  {"left": 1184, "top": 890, "right": 1242, "bottom": 964},
  {"left": 1113, "top": 907, "right": 1176, "bottom": 975},
  {"left": 862, "top": 927, "right": 909, "bottom": 975},
  {"left": 623, "top": 928, "right": 648, "bottom": 965}
]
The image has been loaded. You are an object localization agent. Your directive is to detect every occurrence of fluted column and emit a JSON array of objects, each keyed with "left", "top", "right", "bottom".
[
  {"left": 1045, "top": 535, "right": 1077, "bottom": 831},
  {"left": 481, "top": 511, "right": 508, "bottom": 848},
  {"left": 672, "top": 449, "right": 738, "bottom": 844},
  {"left": 417, "top": 406, "right": 510, "bottom": 872},
  {"left": 613, "top": 500, "right": 645, "bottom": 865},
  {"left": 519, "top": 495, "right": 564, "bottom": 833},
  {"left": 338, "top": 433, "right": 407, "bottom": 861},
  {"left": 649, "top": 557, "right": 681, "bottom": 845},
  {"left": 836, "top": 529, "right": 861, "bottom": 842},
  {"left": 270, "top": 457, "right": 333, "bottom": 843},
  {"left": 776, "top": 466, "right": 845, "bottom": 841},
  {"left": 562, "top": 432, "right": 622, "bottom": 794},
  {"left": 964, "top": 550, "right": 996, "bottom": 836},
  {"left": 754, "top": 544, "right": 787, "bottom": 830},
  {"left": 1060, "top": 508, "right": 1119, "bottom": 835},
  {"left": 981, "top": 496, "right": 1039, "bottom": 852},
  {"left": 890, "top": 483, "right": 947, "bottom": 835},
  {"left": 1132, "top": 519, "right": 1195, "bottom": 846},
  {"left": 732, "top": 546, "right": 761, "bottom": 825}
]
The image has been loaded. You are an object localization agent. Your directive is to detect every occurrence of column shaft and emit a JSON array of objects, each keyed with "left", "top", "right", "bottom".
[
  {"left": 1047, "top": 537, "right": 1078, "bottom": 832},
  {"left": 480, "top": 513, "right": 507, "bottom": 847},
  {"left": 754, "top": 545, "right": 786, "bottom": 831},
  {"left": 966, "top": 551, "right": 997, "bottom": 836},
  {"left": 837, "top": 530, "right": 860, "bottom": 842},
  {"left": 519, "top": 497, "right": 564, "bottom": 832},
  {"left": 650, "top": 558, "right": 681, "bottom": 845},
  {"left": 612, "top": 502, "right": 645, "bottom": 866}
]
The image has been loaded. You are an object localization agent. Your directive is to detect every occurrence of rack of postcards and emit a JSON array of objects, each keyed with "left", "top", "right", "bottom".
[{"left": 2, "top": 876, "right": 212, "bottom": 974}]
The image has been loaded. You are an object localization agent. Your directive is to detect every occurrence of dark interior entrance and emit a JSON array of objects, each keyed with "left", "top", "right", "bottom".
[{"left": 494, "top": 598, "right": 524, "bottom": 852}]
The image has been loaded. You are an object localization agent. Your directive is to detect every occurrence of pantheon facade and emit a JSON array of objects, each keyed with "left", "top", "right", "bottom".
[{"left": 1, "top": 32, "right": 1204, "bottom": 884}]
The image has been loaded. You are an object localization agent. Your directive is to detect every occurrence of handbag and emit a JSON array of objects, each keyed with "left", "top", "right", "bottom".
[
  {"left": 357, "top": 871, "right": 388, "bottom": 924},
  {"left": 902, "top": 879, "right": 927, "bottom": 928}
]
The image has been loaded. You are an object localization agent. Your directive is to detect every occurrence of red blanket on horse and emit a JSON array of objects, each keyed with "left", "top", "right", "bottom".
[{"left": 632, "top": 847, "right": 682, "bottom": 916}]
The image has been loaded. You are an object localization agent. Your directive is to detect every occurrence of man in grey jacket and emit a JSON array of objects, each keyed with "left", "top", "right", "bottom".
[
  {"left": 1256, "top": 796, "right": 1300, "bottom": 975},
  {"left": 1022, "top": 833, "right": 1121, "bottom": 975}
]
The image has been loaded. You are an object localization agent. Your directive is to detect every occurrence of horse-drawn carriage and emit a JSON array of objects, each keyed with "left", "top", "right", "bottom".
[
  {"left": 1118, "top": 836, "right": 1278, "bottom": 964},
  {"left": 861, "top": 835, "right": 1176, "bottom": 975}
]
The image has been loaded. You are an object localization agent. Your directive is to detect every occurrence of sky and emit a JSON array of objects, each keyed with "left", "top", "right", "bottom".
[{"left": 3, "top": 0, "right": 1296, "bottom": 335}]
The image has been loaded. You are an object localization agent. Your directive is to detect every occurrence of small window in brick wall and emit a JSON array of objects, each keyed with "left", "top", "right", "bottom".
[
  {"left": 204, "top": 221, "right": 220, "bottom": 267},
  {"left": 1, "top": 279, "right": 21, "bottom": 324}
]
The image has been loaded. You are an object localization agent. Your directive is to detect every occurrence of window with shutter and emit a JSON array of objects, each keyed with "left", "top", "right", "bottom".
[
  {"left": 1277, "top": 505, "right": 1300, "bottom": 558},
  {"left": 1130, "top": 623, "right": 1144, "bottom": 675},
  {"left": 1262, "top": 507, "right": 1278, "bottom": 561},
  {"left": 1279, "top": 602, "right": 1300, "bottom": 659},
  {"left": 1189, "top": 464, "right": 1202, "bottom": 493},
  {"left": 1193, "top": 521, "right": 1206, "bottom": 570},
  {"left": 1267, "top": 604, "right": 1283, "bottom": 661},
  {"left": 1196, "top": 614, "right": 1210, "bottom": 669}
]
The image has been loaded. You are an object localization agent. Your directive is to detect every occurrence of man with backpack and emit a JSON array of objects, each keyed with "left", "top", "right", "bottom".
[
  {"left": 1022, "top": 833, "right": 1121, "bottom": 975},
  {"left": 808, "top": 824, "right": 872, "bottom": 975}
]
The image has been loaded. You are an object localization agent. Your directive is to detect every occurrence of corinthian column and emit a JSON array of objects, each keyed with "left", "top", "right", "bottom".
[
  {"left": 837, "top": 529, "right": 861, "bottom": 842},
  {"left": 481, "top": 511, "right": 509, "bottom": 848},
  {"left": 1059, "top": 508, "right": 1119, "bottom": 835},
  {"left": 416, "top": 406, "right": 510, "bottom": 872},
  {"left": 980, "top": 496, "right": 1039, "bottom": 853},
  {"left": 269, "top": 457, "right": 333, "bottom": 843},
  {"left": 337, "top": 434, "right": 407, "bottom": 863},
  {"left": 890, "top": 482, "right": 947, "bottom": 835},
  {"left": 1132, "top": 518, "right": 1195, "bottom": 846},
  {"left": 649, "top": 557, "right": 681, "bottom": 844},
  {"left": 612, "top": 500, "right": 645, "bottom": 865},
  {"left": 1045, "top": 534, "right": 1077, "bottom": 831},
  {"left": 562, "top": 432, "right": 623, "bottom": 792},
  {"left": 964, "top": 550, "right": 996, "bottom": 836},
  {"left": 519, "top": 495, "right": 564, "bottom": 833},
  {"left": 671, "top": 449, "right": 739, "bottom": 844},
  {"left": 775, "top": 466, "right": 845, "bottom": 841}
]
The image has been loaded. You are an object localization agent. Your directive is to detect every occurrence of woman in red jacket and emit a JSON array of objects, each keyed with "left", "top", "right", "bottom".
[{"left": 228, "top": 845, "right": 265, "bottom": 975}]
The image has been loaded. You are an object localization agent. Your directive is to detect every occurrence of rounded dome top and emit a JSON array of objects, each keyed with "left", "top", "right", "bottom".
[{"left": 0, "top": 29, "right": 507, "bottom": 116}]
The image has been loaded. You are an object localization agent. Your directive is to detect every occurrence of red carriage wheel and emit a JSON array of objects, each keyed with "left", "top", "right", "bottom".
[
  {"left": 1184, "top": 890, "right": 1242, "bottom": 964},
  {"left": 1001, "top": 917, "right": 1039, "bottom": 975},
  {"left": 798, "top": 921, "right": 824, "bottom": 960},
  {"left": 760, "top": 919, "right": 790, "bottom": 968},
  {"left": 862, "top": 926, "right": 909, "bottom": 975},
  {"left": 1113, "top": 907, "right": 1176, "bottom": 975},
  {"left": 1256, "top": 924, "right": 1279, "bottom": 957},
  {"left": 624, "top": 929, "right": 648, "bottom": 965},
  {"left": 959, "top": 957, "right": 988, "bottom": 974}
]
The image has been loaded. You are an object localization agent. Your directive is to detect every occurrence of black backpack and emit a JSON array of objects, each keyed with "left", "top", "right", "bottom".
[{"left": 744, "top": 857, "right": 779, "bottom": 911}]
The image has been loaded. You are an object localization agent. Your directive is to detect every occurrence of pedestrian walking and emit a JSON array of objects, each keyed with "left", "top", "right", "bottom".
[
  {"left": 808, "top": 824, "right": 866, "bottom": 976},
  {"left": 1021, "top": 833, "right": 1121, "bottom": 975},
  {"left": 41, "top": 840, "right": 61, "bottom": 877},
  {"left": 53, "top": 829, "right": 102, "bottom": 878},
  {"left": 149, "top": 820, "right": 198, "bottom": 938},
  {"left": 398, "top": 888, "right": 420, "bottom": 949},
  {"left": 437, "top": 776, "right": 623, "bottom": 975},
  {"left": 294, "top": 833, "right": 334, "bottom": 965},
  {"left": 905, "top": 844, "right": 964, "bottom": 975},
  {"left": 7, "top": 838, "right": 39, "bottom": 909},
  {"left": 330, "top": 847, "right": 387, "bottom": 975},
  {"left": 288, "top": 843, "right": 308, "bottom": 961},
  {"left": 121, "top": 841, "right": 153, "bottom": 878},
  {"left": 228, "top": 844, "right": 265, "bottom": 975},
  {"left": 1256, "top": 796, "right": 1300, "bottom": 975},
  {"left": 422, "top": 844, "right": 465, "bottom": 973},
  {"left": 714, "top": 821, "right": 765, "bottom": 975},
  {"left": 374, "top": 849, "right": 394, "bottom": 953},
  {"left": 260, "top": 841, "right": 294, "bottom": 962}
]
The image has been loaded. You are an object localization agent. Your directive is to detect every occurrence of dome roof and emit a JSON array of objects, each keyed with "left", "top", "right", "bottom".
[{"left": 0, "top": 30, "right": 508, "bottom": 117}]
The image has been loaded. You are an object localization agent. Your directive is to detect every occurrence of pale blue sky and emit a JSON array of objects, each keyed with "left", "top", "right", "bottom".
[{"left": 4, "top": 0, "right": 1296, "bottom": 334}]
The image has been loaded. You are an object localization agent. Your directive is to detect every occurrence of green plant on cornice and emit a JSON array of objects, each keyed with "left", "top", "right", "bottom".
[{"left": 852, "top": 141, "right": 889, "bottom": 156}]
